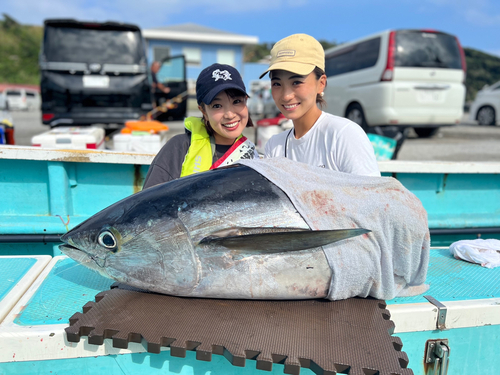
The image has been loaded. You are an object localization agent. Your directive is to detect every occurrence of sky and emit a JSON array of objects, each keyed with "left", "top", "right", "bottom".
[{"left": 2, "top": 0, "right": 499, "bottom": 56}]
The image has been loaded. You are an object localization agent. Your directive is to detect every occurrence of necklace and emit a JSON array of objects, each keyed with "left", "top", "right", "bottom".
[{"left": 284, "top": 129, "right": 293, "bottom": 158}]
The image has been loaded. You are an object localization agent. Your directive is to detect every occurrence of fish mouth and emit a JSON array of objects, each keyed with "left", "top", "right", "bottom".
[
  {"left": 59, "top": 242, "right": 107, "bottom": 269},
  {"left": 59, "top": 234, "right": 83, "bottom": 256},
  {"left": 59, "top": 242, "right": 86, "bottom": 258}
]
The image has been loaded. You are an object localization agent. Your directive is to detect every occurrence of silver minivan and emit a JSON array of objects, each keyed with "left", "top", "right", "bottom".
[
  {"left": 25, "top": 89, "right": 41, "bottom": 110},
  {"left": 3, "top": 88, "right": 28, "bottom": 111},
  {"left": 323, "top": 29, "right": 467, "bottom": 137}
]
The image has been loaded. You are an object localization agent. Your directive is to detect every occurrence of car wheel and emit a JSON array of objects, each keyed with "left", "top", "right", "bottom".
[
  {"left": 346, "top": 103, "right": 368, "bottom": 131},
  {"left": 414, "top": 127, "right": 439, "bottom": 138},
  {"left": 477, "top": 106, "right": 496, "bottom": 126}
]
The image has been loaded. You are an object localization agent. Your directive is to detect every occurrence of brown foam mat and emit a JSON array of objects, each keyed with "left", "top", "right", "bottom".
[{"left": 66, "top": 284, "right": 412, "bottom": 375}]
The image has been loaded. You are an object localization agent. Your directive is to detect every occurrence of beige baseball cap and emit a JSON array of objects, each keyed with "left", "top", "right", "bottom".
[{"left": 259, "top": 33, "right": 325, "bottom": 79}]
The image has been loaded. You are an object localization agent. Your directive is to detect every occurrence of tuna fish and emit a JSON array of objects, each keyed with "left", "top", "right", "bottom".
[{"left": 59, "top": 165, "right": 369, "bottom": 299}]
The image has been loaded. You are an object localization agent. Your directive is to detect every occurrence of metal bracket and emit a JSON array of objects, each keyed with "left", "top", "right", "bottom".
[
  {"left": 425, "top": 339, "right": 450, "bottom": 375},
  {"left": 424, "top": 295, "right": 447, "bottom": 330}
]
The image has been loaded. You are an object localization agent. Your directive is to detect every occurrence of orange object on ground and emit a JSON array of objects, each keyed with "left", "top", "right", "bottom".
[
  {"left": 123, "top": 120, "right": 169, "bottom": 134},
  {"left": 121, "top": 91, "right": 187, "bottom": 134}
]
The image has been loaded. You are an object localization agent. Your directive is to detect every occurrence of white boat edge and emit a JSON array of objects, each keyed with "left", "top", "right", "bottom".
[{"left": 3, "top": 145, "right": 500, "bottom": 172}]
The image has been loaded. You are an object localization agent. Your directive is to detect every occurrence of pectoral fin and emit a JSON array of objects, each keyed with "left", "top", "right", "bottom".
[{"left": 199, "top": 227, "right": 370, "bottom": 253}]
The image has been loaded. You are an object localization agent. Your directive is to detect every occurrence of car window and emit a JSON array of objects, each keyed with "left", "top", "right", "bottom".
[
  {"left": 26, "top": 92, "right": 36, "bottom": 97},
  {"left": 325, "top": 37, "right": 380, "bottom": 77},
  {"left": 6, "top": 91, "right": 21, "bottom": 96},
  {"left": 44, "top": 26, "right": 143, "bottom": 65},
  {"left": 354, "top": 38, "right": 381, "bottom": 70},
  {"left": 395, "top": 31, "right": 462, "bottom": 69},
  {"left": 325, "top": 45, "right": 355, "bottom": 77}
]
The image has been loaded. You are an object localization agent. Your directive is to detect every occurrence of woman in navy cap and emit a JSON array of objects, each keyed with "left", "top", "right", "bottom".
[{"left": 143, "top": 63, "right": 258, "bottom": 189}]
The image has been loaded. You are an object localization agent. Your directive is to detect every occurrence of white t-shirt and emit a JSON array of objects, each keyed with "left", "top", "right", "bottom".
[{"left": 264, "top": 112, "right": 381, "bottom": 177}]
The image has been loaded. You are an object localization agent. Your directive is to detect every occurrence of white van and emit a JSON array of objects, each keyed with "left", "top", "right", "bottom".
[
  {"left": 3, "top": 88, "right": 28, "bottom": 111},
  {"left": 323, "top": 29, "right": 467, "bottom": 137},
  {"left": 25, "top": 89, "right": 41, "bottom": 110}
]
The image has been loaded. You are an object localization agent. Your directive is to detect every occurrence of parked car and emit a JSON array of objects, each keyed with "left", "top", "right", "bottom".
[
  {"left": 469, "top": 81, "right": 500, "bottom": 126},
  {"left": 323, "top": 29, "right": 467, "bottom": 138},
  {"left": 247, "top": 88, "right": 280, "bottom": 120},
  {"left": 247, "top": 80, "right": 280, "bottom": 120},
  {"left": 40, "top": 19, "right": 153, "bottom": 131},
  {"left": 25, "top": 89, "right": 41, "bottom": 110},
  {"left": 3, "top": 88, "right": 28, "bottom": 111}
]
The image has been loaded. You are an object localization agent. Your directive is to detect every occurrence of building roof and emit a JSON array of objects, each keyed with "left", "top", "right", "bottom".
[{"left": 143, "top": 23, "right": 258, "bottom": 45}]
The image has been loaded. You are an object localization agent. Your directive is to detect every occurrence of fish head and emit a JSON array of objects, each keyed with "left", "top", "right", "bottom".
[{"left": 59, "top": 185, "right": 199, "bottom": 295}]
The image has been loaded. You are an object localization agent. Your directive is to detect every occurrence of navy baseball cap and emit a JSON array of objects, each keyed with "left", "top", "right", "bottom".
[{"left": 196, "top": 63, "right": 249, "bottom": 105}]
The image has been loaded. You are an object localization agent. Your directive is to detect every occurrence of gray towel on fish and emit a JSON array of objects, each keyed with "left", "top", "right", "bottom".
[{"left": 238, "top": 157, "right": 430, "bottom": 301}]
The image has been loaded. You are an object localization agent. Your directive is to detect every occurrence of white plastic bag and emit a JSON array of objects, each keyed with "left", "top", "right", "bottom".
[{"left": 449, "top": 239, "right": 500, "bottom": 269}]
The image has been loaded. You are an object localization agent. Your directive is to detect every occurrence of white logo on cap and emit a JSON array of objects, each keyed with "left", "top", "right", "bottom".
[
  {"left": 212, "top": 69, "right": 232, "bottom": 81},
  {"left": 277, "top": 50, "right": 296, "bottom": 57}
]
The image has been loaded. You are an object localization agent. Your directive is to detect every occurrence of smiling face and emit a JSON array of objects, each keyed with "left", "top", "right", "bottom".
[
  {"left": 199, "top": 90, "right": 249, "bottom": 145},
  {"left": 270, "top": 69, "right": 326, "bottom": 131}
]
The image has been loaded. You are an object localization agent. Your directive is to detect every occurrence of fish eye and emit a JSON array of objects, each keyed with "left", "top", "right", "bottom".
[{"left": 98, "top": 230, "right": 118, "bottom": 252}]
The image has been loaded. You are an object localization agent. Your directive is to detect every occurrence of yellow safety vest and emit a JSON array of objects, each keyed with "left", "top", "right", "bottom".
[
  {"left": 180, "top": 117, "right": 212, "bottom": 177},
  {"left": 180, "top": 117, "right": 243, "bottom": 177}
]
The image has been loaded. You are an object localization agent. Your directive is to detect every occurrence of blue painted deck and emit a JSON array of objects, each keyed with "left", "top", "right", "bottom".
[
  {"left": 0, "top": 256, "right": 319, "bottom": 375},
  {"left": 10, "top": 250, "right": 496, "bottom": 327},
  {"left": 14, "top": 257, "right": 114, "bottom": 326},
  {"left": 0, "top": 257, "right": 36, "bottom": 301},
  {"left": 1, "top": 250, "right": 499, "bottom": 374},
  {"left": 389, "top": 248, "right": 500, "bottom": 304}
]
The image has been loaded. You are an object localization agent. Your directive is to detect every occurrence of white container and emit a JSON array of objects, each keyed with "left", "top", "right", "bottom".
[
  {"left": 112, "top": 133, "right": 133, "bottom": 152},
  {"left": 112, "top": 132, "right": 167, "bottom": 153},
  {"left": 31, "top": 126, "right": 105, "bottom": 150},
  {"left": 256, "top": 125, "right": 284, "bottom": 155}
]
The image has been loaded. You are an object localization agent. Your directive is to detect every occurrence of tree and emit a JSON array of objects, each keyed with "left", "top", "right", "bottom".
[
  {"left": 0, "top": 14, "right": 42, "bottom": 84},
  {"left": 464, "top": 48, "right": 500, "bottom": 102}
]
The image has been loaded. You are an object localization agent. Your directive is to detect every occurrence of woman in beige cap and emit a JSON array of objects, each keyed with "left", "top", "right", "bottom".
[{"left": 260, "top": 33, "right": 380, "bottom": 177}]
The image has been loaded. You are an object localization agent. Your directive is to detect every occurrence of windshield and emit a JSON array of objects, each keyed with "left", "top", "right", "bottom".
[
  {"left": 44, "top": 26, "right": 143, "bottom": 64},
  {"left": 395, "top": 31, "right": 462, "bottom": 69}
]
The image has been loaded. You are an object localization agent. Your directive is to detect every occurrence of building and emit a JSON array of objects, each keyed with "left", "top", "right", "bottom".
[{"left": 143, "top": 23, "right": 262, "bottom": 95}]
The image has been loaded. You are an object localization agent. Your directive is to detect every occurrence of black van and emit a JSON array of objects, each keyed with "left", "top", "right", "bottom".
[{"left": 40, "top": 19, "right": 153, "bottom": 129}]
